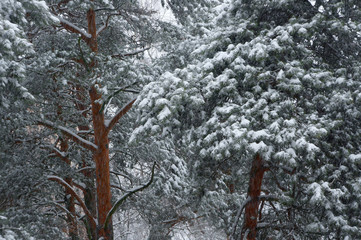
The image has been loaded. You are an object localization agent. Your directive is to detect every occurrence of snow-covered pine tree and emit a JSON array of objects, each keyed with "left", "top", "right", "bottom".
[
  {"left": 130, "top": 1, "right": 233, "bottom": 239},
  {"left": 1, "top": 0, "right": 170, "bottom": 239},
  {"left": 133, "top": 0, "right": 361, "bottom": 239},
  {"left": 0, "top": 1, "right": 65, "bottom": 238},
  {"left": 0, "top": 0, "right": 54, "bottom": 163}
]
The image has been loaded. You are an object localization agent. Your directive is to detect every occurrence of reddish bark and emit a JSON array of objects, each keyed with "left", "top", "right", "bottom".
[
  {"left": 47, "top": 176, "right": 95, "bottom": 228},
  {"left": 86, "top": 6, "right": 114, "bottom": 237},
  {"left": 64, "top": 177, "right": 78, "bottom": 239},
  {"left": 57, "top": 99, "right": 78, "bottom": 239},
  {"left": 241, "top": 154, "right": 268, "bottom": 240},
  {"left": 51, "top": 4, "right": 137, "bottom": 239},
  {"left": 74, "top": 84, "right": 97, "bottom": 240},
  {"left": 89, "top": 85, "right": 113, "bottom": 239},
  {"left": 87, "top": 8, "right": 98, "bottom": 53}
]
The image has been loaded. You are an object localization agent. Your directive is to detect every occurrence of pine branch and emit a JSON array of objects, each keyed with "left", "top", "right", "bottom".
[
  {"left": 111, "top": 47, "right": 151, "bottom": 59},
  {"left": 105, "top": 98, "right": 137, "bottom": 132},
  {"left": 47, "top": 175, "right": 96, "bottom": 227},
  {"left": 104, "top": 162, "right": 156, "bottom": 230},
  {"left": 57, "top": 16, "right": 91, "bottom": 40},
  {"left": 40, "top": 144, "right": 68, "bottom": 159},
  {"left": 38, "top": 120, "right": 97, "bottom": 152},
  {"left": 99, "top": 81, "right": 139, "bottom": 114}
]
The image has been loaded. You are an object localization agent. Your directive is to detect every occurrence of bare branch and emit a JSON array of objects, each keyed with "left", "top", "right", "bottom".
[
  {"left": 40, "top": 144, "right": 68, "bottom": 159},
  {"left": 105, "top": 98, "right": 136, "bottom": 132},
  {"left": 104, "top": 162, "right": 156, "bottom": 230},
  {"left": 72, "top": 181, "right": 86, "bottom": 192},
  {"left": 110, "top": 170, "right": 132, "bottom": 182},
  {"left": 96, "top": 13, "right": 121, "bottom": 36},
  {"left": 100, "top": 81, "right": 139, "bottom": 114},
  {"left": 50, "top": 201, "right": 78, "bottom": 222},
  {"left": 111, "top": 47, "right": 151, "bottom": 59},
  {"left": 256, "top": 222, "right": 295, "bottom": 230},
  {"left": 230, "top": 197, "right": 251, "bottom": 239},
  {"left": 110, "top": 184, "right": 127, "bottom": 192},
  {"left": 47, "top": 175, "right": 96, "bottom": 227},
  {"left": 38, "top": 120, "right": 97, "bottom": 152},
  {"left": 57, "top": 0, "right": 71, "bottom": 7}
]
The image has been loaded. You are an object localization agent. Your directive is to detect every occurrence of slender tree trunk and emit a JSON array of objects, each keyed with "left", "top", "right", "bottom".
[
  {"left": 61, "top": 140, "right": 78, "bottom": 239},
  {"left": 241, "top": 154, "right": 268, "bottom": 240},
  {"left": 56, "top": 99, "right": 79, "bottom": 239},
  {"left": 65, "top": 177, "right": 79, "bottom": 240},
  {"left": 82, "top": 171, "right": 97, "bottom": 240},
  {"left": 75, "top": 84, "right": 97, "bottom": 240},
  {"left": 59, "top": 138, "right": 78, "bottom": 239}
]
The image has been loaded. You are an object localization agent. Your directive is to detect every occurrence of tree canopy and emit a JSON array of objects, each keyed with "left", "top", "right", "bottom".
[{"left": 1, "top": 0, "right": 361, "bottom": 239}]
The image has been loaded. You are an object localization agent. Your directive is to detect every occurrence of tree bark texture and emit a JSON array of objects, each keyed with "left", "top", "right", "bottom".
[
  {"left": 57, "top": 99, "right": 79, "bottom": 239},
  {"left": 48, "top": 4, "right": 139, "bottom": 239},
  {"left": 74, "top": 84, "right": 97, "bottom": 240},
  {"left": 86, "top": 6, "right": 113, "bottom": 239},
  {"left": 89, "top": 85, "right": 113, "bottom": 240},
  {"left": 61, "top": 139, "right": 78, "bottom": 239},
  {"left": 241, "top": 154, "right": 268, "bottom": 240}
]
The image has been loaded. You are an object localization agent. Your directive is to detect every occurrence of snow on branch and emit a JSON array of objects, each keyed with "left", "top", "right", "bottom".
[
  {"left": 104, "top": 162, "right": 156, "bottom": 230},
  {"left": 57, "top": 16, "right": 91, "bottom": 39},
  {"left": 96, "top": 13, "right": 120, "bottom": 36},
  {"left": 47, "top": 175, "right": 96, "bottom": 227},
  {"left": 50, "top": 201, "right": 77, "bottom": 222},
  {"left": 111, "top": 47, "right": 151, "bottom": 59},
  {"left": 256, "top": 222, "right": 295, "bottom": 230},
  {"left": 76, "top": 166, "right": 95, "bottom": 173},
  {"left": 105, "top": 98, "right": 136, "bottom": 132},
  {"left": 38, "top": 120, "right": 98, "bottom": 152},
  {"left": 100, "top": 82, "right": 139, "bottom": 114},
  {"left": 40, "top": 144, "right": 67, "bottom": 159},
  {"left": 110, "top": 170, "right": 133, "bottom": 182}
]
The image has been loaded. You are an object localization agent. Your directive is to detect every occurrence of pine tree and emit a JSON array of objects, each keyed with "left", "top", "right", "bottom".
[
  {"left": 130, "top": 1, "right": 233, "bottom": 238},
  {"left": 2, "top": 0, "right": 166, "bottom": 239},
  {"left": 0, "top": 1, "right": 64, "bottom": 238},
  {"left": 133, "top": 0, "right": 361, "bottom": 239}
]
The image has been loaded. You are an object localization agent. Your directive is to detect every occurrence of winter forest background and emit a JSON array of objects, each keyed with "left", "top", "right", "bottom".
[{"left": 1, "top": 0, "right": 361, "bottom": 239}]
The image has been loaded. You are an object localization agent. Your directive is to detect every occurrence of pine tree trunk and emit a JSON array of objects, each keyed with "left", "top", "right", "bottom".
[
  {"left": 241, "top": 154, "right": 268, "bottom": 240},
  {"left": 60, "top": 140, "right": 79, "bottom": 239},
  {"left": 65, "top": 177, "right": 79, "bottom": 240},
  {"left": 90, "top": 85, "right": 113, "bottom": 240},
  {"left": 75, "top": 85, "right": 97, "bottom": 240},
  {"left": 57, "top": 102, "right": 79, "bottom": 239},
  {"left": 86, "top": 6, "right": 114, "bottom": 239},
  {"left": 83, "top": 176, "right": 97, "bottom": 240}
]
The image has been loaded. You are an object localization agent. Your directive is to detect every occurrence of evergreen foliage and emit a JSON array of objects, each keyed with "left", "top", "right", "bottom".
[
  {"left": 1, "top": 0, "right": 361, "bottom": 239},
  {"left": 133, "top": 0, "right": 361, "bottom": 238}
]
